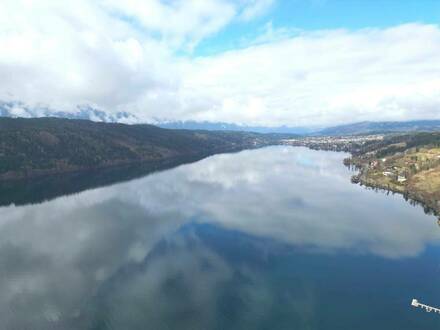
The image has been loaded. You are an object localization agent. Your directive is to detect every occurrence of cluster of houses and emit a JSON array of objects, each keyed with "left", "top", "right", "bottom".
[
  {"left": 382, "top": 170, "right": 407, "bottom": 183},
  {"left": 367, "top": 157, "right": 408, "bottom": 184},
  {"left": 372, "top": 150, "right": 440, "bottom": 185}
]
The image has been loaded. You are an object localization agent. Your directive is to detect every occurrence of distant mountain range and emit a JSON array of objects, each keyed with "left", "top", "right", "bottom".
[
  {"left": 157, "top": 121, "right": 318, "bottom": 135},
  {"left": 317, "top": 120, "right": 440, "bottom": 136},
  {"left": 0, "top": 103, "right": 317, "bottom": 134},
  {"left": 158, "top": 120, "right": 440, "bottom": 136},
  {"left": 2, "top": 101, "right": 440, "bottom": 136},
  {"left": 0, "top": 101, "right": 138, "bottom": 123}
]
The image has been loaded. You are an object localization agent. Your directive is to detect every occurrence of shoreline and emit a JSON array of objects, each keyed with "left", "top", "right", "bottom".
[
  {"left": 0, "top": 145, "right": 267, "bottom": 183},
  {"left": 348, "top": 158, "right": 440, "bottom": 220}
]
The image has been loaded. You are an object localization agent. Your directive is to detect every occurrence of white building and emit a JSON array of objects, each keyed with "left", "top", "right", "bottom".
[{"left": 397, "top": 175, "right": 407, "bottom": 183}]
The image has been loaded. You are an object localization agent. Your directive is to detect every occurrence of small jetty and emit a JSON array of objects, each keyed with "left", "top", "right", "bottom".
[{"left": 411, "top": 299, "right": 440, "bottom": 314}]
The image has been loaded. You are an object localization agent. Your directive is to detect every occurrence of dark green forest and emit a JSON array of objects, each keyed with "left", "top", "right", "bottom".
[{"left": 0, "top": 117, "right": 273, "bottom": 180}]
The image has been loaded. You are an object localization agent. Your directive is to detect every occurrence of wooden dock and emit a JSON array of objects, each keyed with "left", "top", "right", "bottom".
[{"left": 411, "top": 299, "right": 440, "bottom": 314}]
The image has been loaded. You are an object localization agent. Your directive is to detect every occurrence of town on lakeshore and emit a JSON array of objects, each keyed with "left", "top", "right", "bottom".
[
  {"left": 281, "top": 132, "right": 440, "bottom": 220},
  {"left": 280, "top": 135, "right": 384, "bottom": 153}
]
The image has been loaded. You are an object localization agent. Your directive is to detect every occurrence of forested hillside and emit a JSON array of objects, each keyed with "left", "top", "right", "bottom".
[{"left": 0, "top": 117, "right": 272, "bottom": 180}]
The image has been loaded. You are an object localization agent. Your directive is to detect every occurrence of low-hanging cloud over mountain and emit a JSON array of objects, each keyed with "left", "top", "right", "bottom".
[{"left": 0, "top": 0, "right": 439, "bottom": 126}]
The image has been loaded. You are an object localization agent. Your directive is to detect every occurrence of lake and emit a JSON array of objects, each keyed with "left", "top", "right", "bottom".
[{"left": 1, "top": 146, "right": 440, "bottom": 329}]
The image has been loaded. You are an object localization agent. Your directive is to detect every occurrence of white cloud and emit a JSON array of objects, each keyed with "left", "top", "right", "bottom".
[
  {"left": 238, "top": 0, "right": 275, "bottom": 21},
  {"left": 102, "top": 0, "right": 237, "bottom": 51},
  {"left": 0, "top": 0, "right": 439, "bottom": 126},
  {"left": 180, "top": 23, "right": 440, "bottom": 126}
]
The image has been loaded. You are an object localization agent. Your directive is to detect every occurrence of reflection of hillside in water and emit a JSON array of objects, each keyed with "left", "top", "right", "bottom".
[
  {"left": 0, "top": 147, "right": 440, "bottom": 329},
  {"left": 0, "top": 154, "right": 208, "bottom": 207}
]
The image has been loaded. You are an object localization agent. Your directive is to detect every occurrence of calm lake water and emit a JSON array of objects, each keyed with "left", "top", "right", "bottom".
[{"left": 1, "top": 146, "right": 440, "bottom": 329}]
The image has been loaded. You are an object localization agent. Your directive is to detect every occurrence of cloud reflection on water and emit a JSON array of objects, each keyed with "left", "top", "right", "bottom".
[{"left": 0, "top": 146, "right": 439, "bottom": 329}]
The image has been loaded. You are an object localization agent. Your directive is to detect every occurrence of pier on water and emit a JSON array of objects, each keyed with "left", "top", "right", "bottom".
[{"left": 411, "top": 299, "right": 440, "bottom": 314}]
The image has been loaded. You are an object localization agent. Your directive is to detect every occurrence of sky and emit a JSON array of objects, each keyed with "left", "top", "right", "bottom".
[{"left": 0, "top": 0, "right": 440, "bottom": 126}]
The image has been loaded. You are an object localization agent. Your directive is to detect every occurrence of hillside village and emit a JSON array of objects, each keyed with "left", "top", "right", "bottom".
[
  {"left": 352, "top": 146, "right": 440, "bottom": 185},
  {"left": 283, "top": 132, "right": 440, "bottom": 218},
  {"left": 348, "top": 143, "right": 440, "bottom": 217}
]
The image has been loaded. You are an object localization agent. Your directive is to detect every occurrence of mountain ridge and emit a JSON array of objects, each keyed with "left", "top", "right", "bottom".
[
  {"left": 157, "top": 120, "right": 317, "bottom": 135},
  {"left": 317, "top": 120, "right": 440, "bottom": 136},
  {"left": 2, "top": 100, "right": 440, "bottom": 136}
]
